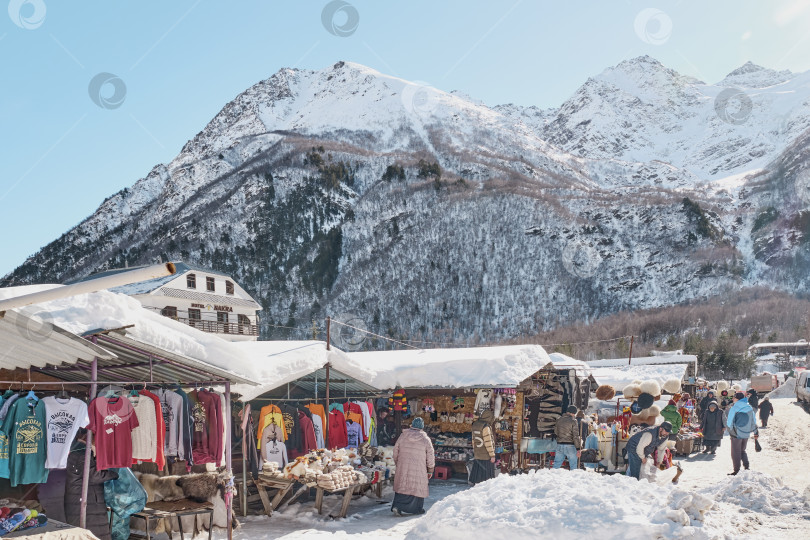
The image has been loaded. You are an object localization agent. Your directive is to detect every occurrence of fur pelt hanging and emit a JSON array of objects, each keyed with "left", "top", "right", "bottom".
[
  {"left": 595, "top": 385, "right": 615, "bottom": 400},
  {"left": 622, "top": 384, "right": 642, "bottom": 399},
  {"left": 662, "top": 378, "right": 681, "bottom": 394}
]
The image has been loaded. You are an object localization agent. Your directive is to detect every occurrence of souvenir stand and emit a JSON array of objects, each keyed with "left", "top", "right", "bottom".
[
  {"left": 516, "top": 361, "right": 593, "bottom": 471},
  {"left": 348, "top": 346, "right": 586, "bottom": 478},
  {"left": 231, "top": 341, "right": 386, "bottom": 520}
]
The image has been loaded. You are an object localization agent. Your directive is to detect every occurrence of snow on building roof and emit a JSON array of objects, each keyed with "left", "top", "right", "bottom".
[
  {"left": 348, "top": 344, "right": 552, "bottom": 389},
  {"left": 0, "top": 284, "right": 254, "bottom": 383},
  {"left": 588, "top": 354, "right": 697, "bottom": 367},
  {"left": 231, "top": 340, "right": 378, "bottom": 401},
  {"left": 590, "top": 363, "right": 689, "bottom": 390}
]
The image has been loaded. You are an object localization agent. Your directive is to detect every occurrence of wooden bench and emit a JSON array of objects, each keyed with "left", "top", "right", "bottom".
[{"left": 130, "top": 500, "right": 214, "bottom": 540}]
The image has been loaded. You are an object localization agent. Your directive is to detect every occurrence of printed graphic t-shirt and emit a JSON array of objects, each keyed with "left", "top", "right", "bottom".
[
  {"left": 1, "top": 397, "right": 49, "bottom": 487},
  {"left": 88, "top": 396, "right": 139, "bottom": 470},
  {"left": 42, "top": 396, "right": 89, "bottom": 469}
]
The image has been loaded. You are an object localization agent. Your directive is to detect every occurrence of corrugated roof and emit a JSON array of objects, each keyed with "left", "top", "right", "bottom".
[
  {"left": 252, "top": 367, "right": 379, "bottom": 400},
  {"left": 0, "top": 309, "right": 116, "bottom": 372},
  {"left": 66, "top": 263, "right": 235, "bottom": 294},
  {"left": 38, "top": 330, "right": 255, "bottom": 385}
]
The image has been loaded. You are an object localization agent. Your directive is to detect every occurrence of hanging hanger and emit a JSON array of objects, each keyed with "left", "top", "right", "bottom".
[
  {"left": 26, "top": 388, "right": 39, "bottom": 402},
  {"left": 57, "top": 383, "right": 69, "bottom": 400}
]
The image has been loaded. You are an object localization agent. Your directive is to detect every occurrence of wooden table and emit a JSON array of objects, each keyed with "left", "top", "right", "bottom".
[
  {"left": 253, "top": 477, "right": 296, "bottom": 516},
  {"left": 314, "top": 484, "right": 357, "bottom": 519},
  {"left": 130, "top": 500, "right": 214, "bottom": 540},
  {"left": 314, "top": 479, "right": 385, "bottom": 519}
]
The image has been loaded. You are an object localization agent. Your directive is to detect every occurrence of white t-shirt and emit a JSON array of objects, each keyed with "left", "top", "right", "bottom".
[{"left": 42, "top": 396, "right": 89, "bottom": 469}]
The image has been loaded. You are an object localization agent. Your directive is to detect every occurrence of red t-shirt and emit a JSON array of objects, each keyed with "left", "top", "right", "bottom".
[{"left": 88, "top": 396, "right": 139, "bottom": 470}]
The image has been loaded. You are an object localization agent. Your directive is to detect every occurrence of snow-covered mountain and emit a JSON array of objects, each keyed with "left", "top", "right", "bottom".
[{"left": 5, "top": 58, "right": 810, "bottom": 344}]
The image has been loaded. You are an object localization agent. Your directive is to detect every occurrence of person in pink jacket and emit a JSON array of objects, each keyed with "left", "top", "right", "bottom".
[{"left": 392, "top": 417, "right": 435, "bottom": 516}]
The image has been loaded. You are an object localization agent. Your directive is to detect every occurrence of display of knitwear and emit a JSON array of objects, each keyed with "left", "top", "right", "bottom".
[{"left": 389, "top": 389, "right": 407, "bottom": 412}]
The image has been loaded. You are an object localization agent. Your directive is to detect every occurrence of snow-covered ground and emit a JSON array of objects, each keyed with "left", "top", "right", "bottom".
[{"left": 209, "top": 398, "right": 809, "bottom": 539}]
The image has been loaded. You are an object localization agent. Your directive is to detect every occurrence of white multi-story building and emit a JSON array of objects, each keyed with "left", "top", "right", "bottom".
[{"left": 69, "top": 263, "right": 262, "bottom": 341}]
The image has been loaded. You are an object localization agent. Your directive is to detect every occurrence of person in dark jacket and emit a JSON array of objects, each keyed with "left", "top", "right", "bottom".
[
  {"left": 746, "top": 389, "right": 759, "bottom": 411},
  {"left": 700, "top": 401, "right": 724, "bottom": 454},
  {"left": 553, "top": 406, "right": 582, "bottom": 470},
  {"left": 377, "top": 408, "right": 396, "bottom": 447},
  {"left": 758, "top": 396, "right": 774, "bottom": 427},
  {"left": 65, "top": 437, "right": 119, "bottom": 540},
  {"left": 699, "top": 391, "right": 715, "bottom": 414},
  {"left": 575, "top": 410, "right": 590, "bottom": 444}
]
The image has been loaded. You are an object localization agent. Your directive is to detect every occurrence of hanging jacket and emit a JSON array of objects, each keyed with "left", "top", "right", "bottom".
[
  {"left": 256, "top": 404, "right": 286, "bottom": 448},
  {"left": 328, "top": 409, "right": 348, "bottom": 449},
  {"left": 280, "top": 405, "right": 300, "bottom": 454},
  {"left": 240, "top": 405, "right": 260, "bottom": 480},
  {"left": 172, "top": 387, "right": 194, "bottom": 464},
  {"left": 136, "top": 390, "right": 166, "bottom": 469},
  {"left": 660, "top": 405, "right": 683, "bottom": 434},
  {"left": 298, "top": 411, "right": 318, "bottom": 453},
  {"left": 104, "top": 467, "right": 147, "bottom": 540},
  {"left": 65, "top": 443, "right": 118, "bottom": 540}
]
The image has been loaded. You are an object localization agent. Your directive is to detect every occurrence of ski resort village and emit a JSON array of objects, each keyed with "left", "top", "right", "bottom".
[{"left": 2, "top": 2, "right": 810, "bottom": 540}]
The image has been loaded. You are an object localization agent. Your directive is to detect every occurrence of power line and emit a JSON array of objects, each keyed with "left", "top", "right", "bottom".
[{"left": 330, "top": 319, "right": 421, "bottom": 350}]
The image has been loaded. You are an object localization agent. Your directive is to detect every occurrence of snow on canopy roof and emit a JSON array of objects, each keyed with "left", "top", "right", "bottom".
[
  {"left": 348, "top": 344, "right": 551, "bottom": 389},
  {"left": 63, "top": 262, "right": 230, "bottom": 296},
  {"left": 588, "top": 354, "right": 697, "bottom": 367},
  {"left": 547, "top": 352, "right": 591, "bottom": 373},
  {"left": 230, "top": 341, "right": 378, "bottom": 402},
  {"left": 590, "top": 363, "right": 689, "bottom": 390},
  {"left": 0, "top": 284, "right": 252, "bottom": 383}
]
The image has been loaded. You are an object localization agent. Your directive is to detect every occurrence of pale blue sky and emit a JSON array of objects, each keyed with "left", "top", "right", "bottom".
[{"left": 2, "top": 0, "right": 809, "bottom": 278}]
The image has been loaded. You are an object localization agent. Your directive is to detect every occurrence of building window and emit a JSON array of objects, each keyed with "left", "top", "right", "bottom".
[
  {"left": 217, "top": 311, "right": 229, "bottom": 333},
  {"left": 186, "top": 273, "right": 196, "bottom": 289},
  {"left": 161, "top": 306, "right": 178, "bottom": 319},
  {"left": 238, "top": 314, "right": 250, "bottom": 334},
  {"left": 206, "top": 276, "right": 215, "bottom": 292},
  {"left": 188, "top": 308, "right": 201, "bottom": 328},
  {"left": 226, "top": 280, "right": 234, "bottom": 295}
]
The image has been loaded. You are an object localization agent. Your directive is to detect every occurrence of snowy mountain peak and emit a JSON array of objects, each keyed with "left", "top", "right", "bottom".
[{"left": 718, "top": 61, "right": 793, "bottom": 88}]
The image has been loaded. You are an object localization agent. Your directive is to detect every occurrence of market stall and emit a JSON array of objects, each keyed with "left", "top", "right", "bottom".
[
  {"left": 0, "top": 279, "right": 258, "bottom": 540},
  {"left": 349, "top": 346, "right": 594, "bottom": 476},
  {"left": 230, "top": 340, "right": 388, "bottom": 519}
]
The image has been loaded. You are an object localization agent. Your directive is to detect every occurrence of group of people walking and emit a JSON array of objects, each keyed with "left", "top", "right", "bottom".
[{"left": 699, "top": 388, "right": 773, "bottom": 475}]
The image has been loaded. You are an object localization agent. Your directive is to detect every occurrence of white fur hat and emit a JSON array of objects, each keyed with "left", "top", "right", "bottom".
[
  {"left": 716, "top": 380, "right": 729, "bottom": 392},
  {"left": 632, "top": 380, "right": 642, "bottom": 386},
  {"left": 646, "top": 404, "right": 661, "bottom": 417},
  {"left": 662, "top": 378, "right": 681, "bottom": 394},
  {"left": 622, "top": 384, "right": 642, "bottom": 399},
  {"left": 639, "top": 380, "right": 661, "bottom": 398}
]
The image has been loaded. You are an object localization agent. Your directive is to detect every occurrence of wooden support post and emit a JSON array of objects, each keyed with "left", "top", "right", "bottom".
[{"left": 628, "top": 335, "right": 635, "bottom": 365}]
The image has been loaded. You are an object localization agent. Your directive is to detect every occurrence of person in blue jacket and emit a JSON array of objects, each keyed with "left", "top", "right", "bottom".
[{"left": 725, "top": 392, "right": 759, "bottom": 475}]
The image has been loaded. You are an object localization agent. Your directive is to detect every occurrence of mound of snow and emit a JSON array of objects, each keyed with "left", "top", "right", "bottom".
[
  {"left": 697, "top": 471, "right": 808, "bottom": 516},
  {"left": 407, "top": 470, "right": 717, "bottom": 540},
  {"left": 767, "top": 378, "right": 796, "bottom": 399}
]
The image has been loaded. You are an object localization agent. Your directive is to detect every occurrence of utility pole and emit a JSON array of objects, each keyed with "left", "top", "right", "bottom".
[
  {"left": 326, "top": 316, "right": 331, "bottom": 350},
  {"left": 628, "top": 335, "right": 635, "bottom": 365}
]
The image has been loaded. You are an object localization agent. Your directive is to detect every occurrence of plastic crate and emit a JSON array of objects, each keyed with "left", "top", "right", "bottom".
[{"left": 434, "top": 465, "right": 451, "bottom": 480}]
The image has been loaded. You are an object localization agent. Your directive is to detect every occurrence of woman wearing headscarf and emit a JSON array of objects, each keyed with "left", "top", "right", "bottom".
[
  {"left": 700, "top": 401, "right": 724, "bottom": 455},
  {"left": 469, "top": 410, "right": 497, "bottom": 484},
  {"left": 391, "top": 417, "right": 435, "bottom": 516}
]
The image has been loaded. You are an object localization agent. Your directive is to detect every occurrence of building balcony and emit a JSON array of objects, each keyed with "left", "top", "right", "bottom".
[{"left": 170, "top": 316, "right": 259, "bottom": 337}]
